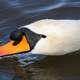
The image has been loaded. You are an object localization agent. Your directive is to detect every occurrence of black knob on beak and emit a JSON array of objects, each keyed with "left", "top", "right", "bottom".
[{"left": 10, "top": 30, "right": 23, "bottom": 46}]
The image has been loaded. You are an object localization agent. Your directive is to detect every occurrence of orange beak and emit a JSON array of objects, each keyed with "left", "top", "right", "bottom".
[{"left": 0, "top": 36, "right": 30, "bottom": 56}]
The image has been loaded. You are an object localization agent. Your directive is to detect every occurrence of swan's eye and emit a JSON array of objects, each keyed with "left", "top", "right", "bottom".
[{"left": 41, "top": 34, "right": 47, "bottom": 38}]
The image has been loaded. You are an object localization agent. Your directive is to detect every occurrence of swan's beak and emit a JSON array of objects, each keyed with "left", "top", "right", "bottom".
[{"left": 0, "top": 36, "right": 30, "bottom": 56}]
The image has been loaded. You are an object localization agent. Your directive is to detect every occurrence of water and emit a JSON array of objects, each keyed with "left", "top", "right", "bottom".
[
  {"left": 1, "top": 55, "right": 80, "bottom": 80},
  {"left": 0, "top": 0, "right": 80, "bottom": 80}
]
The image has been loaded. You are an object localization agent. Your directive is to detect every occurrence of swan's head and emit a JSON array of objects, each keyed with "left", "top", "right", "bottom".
[{"left": 0, "top": 26, "right": 47, "bottom": 56}]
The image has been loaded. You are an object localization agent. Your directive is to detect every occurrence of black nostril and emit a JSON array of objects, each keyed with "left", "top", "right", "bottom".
[
  {"left": 12, "top": 41, "right": 20, "bottom": 46},
  {"left": 10, "top": 30, "right": 23, "bottom": 46}
]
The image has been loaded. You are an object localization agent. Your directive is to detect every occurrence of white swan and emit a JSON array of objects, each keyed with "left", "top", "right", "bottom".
[{"left": 0, "top": 19, "right": 80, "bottom": 56}]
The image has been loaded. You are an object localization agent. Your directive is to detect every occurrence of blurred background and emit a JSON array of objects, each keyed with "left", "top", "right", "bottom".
[{"left": 0, "top": 0, "right": 80, "bottom": 80}]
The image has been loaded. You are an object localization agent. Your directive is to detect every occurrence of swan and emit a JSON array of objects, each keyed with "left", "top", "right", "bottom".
[{"left": 0, "top": 19, "right": 80, "bottom": 56}]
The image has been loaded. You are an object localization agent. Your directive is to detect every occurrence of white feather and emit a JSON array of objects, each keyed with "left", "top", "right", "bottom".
[{"left": 20, "top": 19, "right": 80, "bottom": 55}]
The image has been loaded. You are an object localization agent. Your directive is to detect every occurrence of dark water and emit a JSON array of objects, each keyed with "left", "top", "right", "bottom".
[
  {"left": 0, "top": 0, "right": 80, "bottom": 80},
  {"left": 1, "top": 54, "right": 80, "bottom": 80}
]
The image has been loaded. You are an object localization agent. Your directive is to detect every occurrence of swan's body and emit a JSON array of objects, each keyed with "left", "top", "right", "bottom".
[{"left": 19, "top": 19, "right": 80, "bottom": 55}]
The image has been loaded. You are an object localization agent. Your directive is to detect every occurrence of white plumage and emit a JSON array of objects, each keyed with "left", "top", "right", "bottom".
[{"left": 20, "top": 19, "right": 80, "bottom": 55}]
